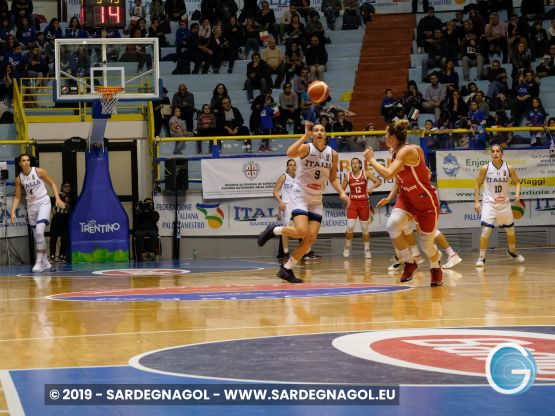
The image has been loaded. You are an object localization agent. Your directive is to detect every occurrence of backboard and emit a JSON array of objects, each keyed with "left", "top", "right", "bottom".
[{"left": 54, "top": 38, "right": 161, "bottom": 102}]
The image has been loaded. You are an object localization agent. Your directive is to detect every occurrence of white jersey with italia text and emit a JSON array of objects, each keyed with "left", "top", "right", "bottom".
[
  {"left": 280, "top": 173, "right": 296, "bottom": 203},
  {"left": 483, "top": 161, "right": 510, "bottom": 205},
  {"left": 19, "top": 167, "right": 48, "bottom": 204},
  {"left": 293, "top": 143, "right": 333, "bottom": 196}
]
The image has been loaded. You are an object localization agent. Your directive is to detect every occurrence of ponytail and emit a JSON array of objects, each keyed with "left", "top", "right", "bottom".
[{"left": 387, "top": 119, "right": 409, "bottom": 143}]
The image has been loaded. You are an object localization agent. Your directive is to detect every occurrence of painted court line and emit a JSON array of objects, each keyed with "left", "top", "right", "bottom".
[{"left": 0, "top": 371, "right": 24, "bottom": 416}]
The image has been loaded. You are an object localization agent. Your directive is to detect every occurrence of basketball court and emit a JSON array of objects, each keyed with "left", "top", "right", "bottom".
[{"left": 0, "top": 248, "right": 554, "bottom": 415}]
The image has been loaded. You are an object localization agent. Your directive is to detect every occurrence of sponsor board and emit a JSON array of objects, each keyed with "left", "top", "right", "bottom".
[
  {"left": 332, "top": 329, "right": 555, "bottom": 381},
  {"left": 48, "top": 283, "right": 411, "bottom": 301},
  {"left": 201, "top": 152, "right": 395, "bottom": 199},
  {"left": 1, "top": 197, "right": 28, "bottom": 237},
  {"left": 437, "top": 150, "right": 555, "bottom": 201}
]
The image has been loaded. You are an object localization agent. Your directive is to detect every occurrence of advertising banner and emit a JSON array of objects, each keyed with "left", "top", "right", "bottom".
[
  {"left": 436, "top": 150, "right": 555, "bottom": 201},
  {"left": 1, "top": 197, "right": 29, "bottom": 237},
  {"left": 201, "top": 151, "right": 395, "bottom": 199},
  {"left": 154, "top": 193, "right": 555, "bottom": 237}
]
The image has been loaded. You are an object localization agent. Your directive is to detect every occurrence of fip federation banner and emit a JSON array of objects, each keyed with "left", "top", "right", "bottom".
[{"left": 436, "top": 150, "right": 555, "bottom": 201}]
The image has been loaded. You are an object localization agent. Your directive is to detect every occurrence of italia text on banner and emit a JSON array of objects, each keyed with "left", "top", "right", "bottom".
[
  {"left": 437, "top": 150, "right": 555, "bottom": 201},
  {"left": 2, "top": 197, "right": 28, "bottom": 237},
  {"left": 201, "top": 151, "right": 395, "bottom": 199}
]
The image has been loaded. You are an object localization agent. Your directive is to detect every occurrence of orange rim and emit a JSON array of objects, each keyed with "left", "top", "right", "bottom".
[{"left": 96, "top": 86, "right": 124, "bottom": 99}]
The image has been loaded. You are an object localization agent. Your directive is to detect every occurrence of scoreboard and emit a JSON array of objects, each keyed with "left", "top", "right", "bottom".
[{"left": 81, "top": 0, "right": 126, "bottom": 29}]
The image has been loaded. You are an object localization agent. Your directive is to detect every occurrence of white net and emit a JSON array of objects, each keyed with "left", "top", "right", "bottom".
[{"left": 98, "top": 87, "right": 123, "bottom": 114}]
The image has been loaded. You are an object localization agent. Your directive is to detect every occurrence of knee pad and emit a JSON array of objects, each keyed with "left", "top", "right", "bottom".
[
  {"left": 360, "top": 220, "right": 369, "bottom": 235},
  {"left": 505, "top": 226, "right": 515, "bottom": 237},
  {"left": 346, "top": 219, "right": 356, "bottom": 233},
  {"left": 402, "top": 222, "right": 414, "bottom": 236},
  {"left": 419, "top": 231, "right": 438, "bottom": 258},
  {"left": 434, "top": 229, "right": 441, "bottom": 238},
  {"left": 34, "top": 222, "right": 46, "bottom": 250},
  {"left": 386, "top": 208, "right": 411, "bottom": 239},
  {"left": 481, "top": 226, "right": 493, "bottom": 239}
]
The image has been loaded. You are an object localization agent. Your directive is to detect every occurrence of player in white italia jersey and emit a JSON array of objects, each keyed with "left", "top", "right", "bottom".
[
  {"left": 474, "top": 144, "right": 524, "bottom": 267},
  {"left": 273, "top": 159, "right": 297, "bottom": 260},
  {"left": 258, "top": 122, "right": 350, "bottom": 283},
  {"left": 11, "top": 154, "right": 66, "bottom": 273}
]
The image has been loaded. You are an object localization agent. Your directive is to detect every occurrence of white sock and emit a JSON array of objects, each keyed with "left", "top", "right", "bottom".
[
  {"left": 399, "top": 248, "right": 413, "bottom": 263},
  {"left": 345, "top": 239, "right": 352, "bottom": 248},
  {"left": 283, "top": 248, "right": 289, "bottom": 254},
  {"left": 363, "top": 241, "right": 370, "bottom": 250},
  {"left": 479, "top": 249, "right": 486, "bottom": 259},
  {"left": 431, "top": 260, "right": 440, "bottom": 268},
  {"left": 410, "top": 245, "right": 421, "bottom": 257},
  {"left": 284, "top": 257, "right": 298, "bottom": 270},
  {"left": 273, "top": 226, "right": 283, "bottom": 235},
  {"left": 446, "top": 247, "right": 455, "bottom": 257}
]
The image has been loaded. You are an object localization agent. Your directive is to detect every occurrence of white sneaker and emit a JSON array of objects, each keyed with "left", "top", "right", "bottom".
[
  {"left": 41, "top": 259, "right": 52, "bottom": 271},
  {"left": 388, "top": 257, "right": 403, "bottom": 271},
  {"left": 442, "top": 253, "right": 462, "bottom": 269},
  {"left": 475, "top": 257, "right": 486, "bottom": 267},
  {"left": 414, "top": 255, "right": 425, "bottom": 265},
  {"left": 364, "top": 248, "right": 372, "bottom": 259},
  {"left": 343, "top": 248, "right": 350, "bottom": 258},
  {"left": 507, "top": 250, "right": 525, "bottom": 263},
  {"left": 32, "top": 262, "right": 42, "bottom": 272}
]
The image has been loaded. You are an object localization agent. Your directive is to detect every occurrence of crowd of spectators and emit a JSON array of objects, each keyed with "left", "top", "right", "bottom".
[{"left": 382, "top": 1, "right": 555, "bottom": 150}]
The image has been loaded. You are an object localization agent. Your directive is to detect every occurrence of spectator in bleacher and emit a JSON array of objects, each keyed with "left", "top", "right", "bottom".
[
  {"left": 130, "top": 0, "right": 146, "bottom": 20},
  {"left": 165, "top": 0, "right": 186, "bottom": 22},
  {"left": 199, "top": 17, "right": 211, "bottom": 40},
  {"left": 453, "top": 10, "right": 465, "bottom": 34},
  {"left": 170, "top": 107, "right": 191, "bottom": 154},
  {"left": 280, "top": 3, "right": 298, "bottom": 41},
  {"left": 306, "top": 10, "right": 328, "bottom": 45},
  {"left": 172, "top": 83, "right": 195, "bottom": 132},
  {"left": 200, "top": 0, "right": 216, "bottom": 23},
  {"left": 486, "top": 68, "right": 511, "bottom": 110},
  {"left": 305, "top": 35, "right": 327, "bottom": 81},
  {"left": 461, "top": 30, "right": 486, "bottom": 81},
  {"left": 507, "top": 14, "right": 529, "bottom": 62},
  {"left": 224, "top": 15, "right": 244, "bottom": 59},
  {"left": 468, "top": 7, "right": 485, "bottom": 36},
  {"left": 174, "top": 21, "right": 204, "bottom": 74},
  {"left": 421, "top": 29, "right": 449, "bottom": 82},
  {"left": 439, "top": 59, "right": 459, "bottom": 96},
  {"left": 26, "top": 43, "right": 47, "bottom": 77},
  {"left": 442, "top": 20, "right": 461, "bottom": 64},
  {"left": 527, "top": 97, "right": 547, "bottom": 146},
  {"left": 467, "top": 99, "right": 487, "bottom": 149},
  {"left": 510, "top": 40, "right": 532, "bottom": 82},
  {"left": 485, "top": 59, "right": 505, "bottom": 82},
  {"left": 536, "top": 44, "right": 555, "bottom": 77},
  {"left": 525, "top": 69, "right": 540, "bottom": 99},
  {"left": 416, "top": 6, "right": 442, "bottom": 50},
  {"left": 284, "top": 41, "right": 304, "bottom": 82},
  {"left": 216, "top": 97, "right": 251, "bottom": 150},
  {"left": 130, "top": 27, "right": 153, "bottom": 72},
  {"left": 64, "top": 16, "right": 84, "bottom": 39},
  {"left": 463, "top": 81, "right": 478, "bottom": 102},
  {"left": 0, "top": 1, "right": 8, "bottom": 23},
  {"left": 321, "top": 0, "right": 341, "bottom": 30},
  {"left": 292, "top": 65, "right": 312, "bottom": 97},
  {"left": 446, "top": 89, "right": 468, "bottom": 123},
  {"left": 0, "top": 18, "right": 12, "bottom": 46},
  {"left": 238, "top": 0, "right": 259, "bottom": 24},
  {"left": 521, "top": 0, "right": 545, "bottom": 21},
  {"left": 343, "top": 0, "right": 362, "bottom": 28},
  {"left": 244, "top": 16, "right": 260, "bottom": 58},
  {"left": 489, "top": 109, "right": 513, "bottom": 148},
  {"left": 512, "top": 72, "right": 532, "bottom": 125},
  {"left": 174, "top": 17, "right": 191, "bottom": 54},
  {"left": 547, "top": 19, "right": 555, "bottom": 44},
  {"left": 285, "top": 13, "right": 306, "bottom": 49},
  {"left": 2, "top": 32, "right": 15, "bottom": 55},
  {"left": 484, "top": 12, "right": 508, "bottom": 63},
  {"left": 401, "top": 80, "right": 423, "bottom": 113},
  {"left": 69, "top": 45, "right": 90, "bottom": 77},
  {"left": 292, "top": 0, "right": 312, "bottom": 21},
  {"left": 249, "top": 87, "right": 273, "bottom": 133},
  {"left": 211, "top": 25, "right": 236, "bottom": 73},
  {"left": 333, "top": 110, "right": 354, "bottom": 151},
  {"left": 152, "top": 87, "right": 171, "bottom": 137},
  {"left": 257, "top": 1, "right": 278, "bottom": 44},
  {"left": 11, "top": 0, "right": 32, "bottom": 26},
  {"left": 245, "top": 52, "right": 270, "bottom": 102},
  {"left": 15, "top": 15, "right": 34, "bottom": 49},
  {"left": 261, "top": 36, "right": 285, "bottom": 88},
  {"left": 7, "top": 43, "right": 24, "bottom": 75},
  {"left": 150, "top": 0, "right": 171, "bottom": 34},
  {"left": 380, "top": 88, "right": 396, "bottom": 122},
  {"left": 279, "top": 81, "right": 300, "bottom": 129},
  {"left": 196, "top": 104, "right": 217, "bottom": 152},
  {"left": 43, "top": 18, "right": 63, "bottom": 47},
  {"left": 422, "top": 73, "right": 446, "bottom": 120},
  {"left": 215, "top": 0, "right": 238, "bottom": 23},
  {"left": 0, "top": 62, "right": 14, "bottom": 102},
  {"left": 258, "top": 94, "right": 275, "bottom": 151},
  {"left": 149, "top": 18, "right": 168, "bottom": 47},
  {"left": 210, "top": 83, "right": 228, "bottom": 114},
  {"left": 529, "top": 19, "right": 548, "bottom": 61},
  {"left": 35, "top": 31, "right": 52, "bottom": 63},
  {"left": 475, "top": 90, "right": 490, "bottom": 115}
]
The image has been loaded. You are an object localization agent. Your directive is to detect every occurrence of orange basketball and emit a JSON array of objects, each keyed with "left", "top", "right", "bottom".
[{"left": 307, "top": 81, "right": 329, "bottom": 103}]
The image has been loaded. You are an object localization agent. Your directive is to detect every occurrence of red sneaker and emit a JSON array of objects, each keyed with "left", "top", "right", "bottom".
[
  {"left": 430, "top": 266, "right": 443, "bottom": 286},
  {"left": 400, "top": 262, "right": 418, "bottom": 283}
]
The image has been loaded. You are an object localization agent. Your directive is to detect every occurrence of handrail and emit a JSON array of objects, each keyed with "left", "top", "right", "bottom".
[{"left": 12, "top": 82, "right": 31, "bottom": 153}]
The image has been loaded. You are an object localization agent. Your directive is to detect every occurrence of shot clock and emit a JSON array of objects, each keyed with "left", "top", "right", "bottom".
[{"left": 80, "top": 0, "right": 126, "bottom": 29}]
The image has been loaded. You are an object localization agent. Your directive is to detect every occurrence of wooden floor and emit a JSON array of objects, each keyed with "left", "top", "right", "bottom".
[{"left": 0, "top": 249, "right": 554, "bottom": 415}]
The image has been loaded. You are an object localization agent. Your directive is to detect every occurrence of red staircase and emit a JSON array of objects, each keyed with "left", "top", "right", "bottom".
[{"left": 349, "top": 14, "right": 416, "bottom": 130}]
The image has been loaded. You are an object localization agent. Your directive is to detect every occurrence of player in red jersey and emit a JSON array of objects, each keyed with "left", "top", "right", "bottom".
[
  {"left": 363, "top": 119, "right": 443, "bottom": 286},
  {"left": 341, "top": 157, "right": 381, "bottom": 259}
]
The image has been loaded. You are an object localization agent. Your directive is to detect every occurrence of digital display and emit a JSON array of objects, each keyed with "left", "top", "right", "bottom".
[{"left": 81, "top": 0, "right": 126, "bottom": 29}]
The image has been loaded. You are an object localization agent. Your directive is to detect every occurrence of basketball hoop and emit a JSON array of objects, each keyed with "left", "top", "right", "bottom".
[{"left": 96, "top": 86, "right": 124, "bottom": 115}]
